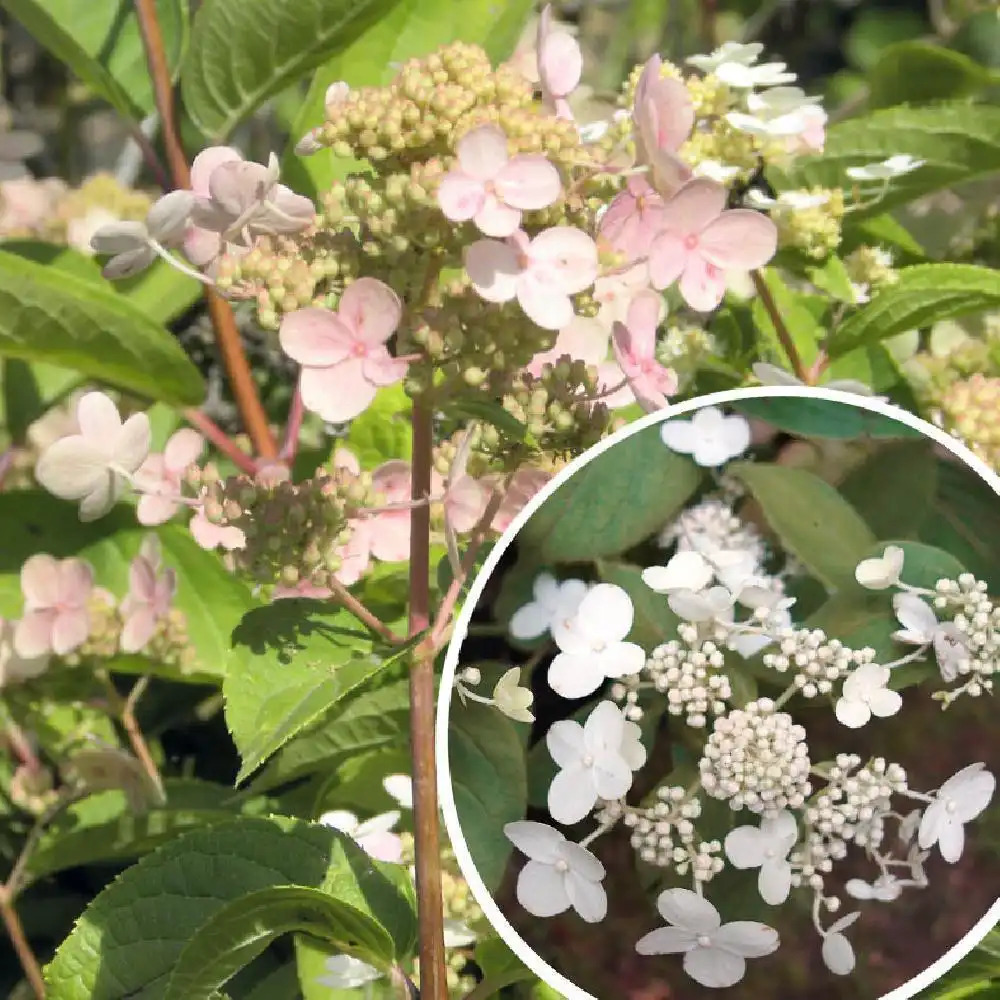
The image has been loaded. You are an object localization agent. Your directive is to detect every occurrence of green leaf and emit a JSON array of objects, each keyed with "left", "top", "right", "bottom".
[
  {"left": 830, "top": 264, "right": 1000, "bottom": 356},
  {"left": 727, "top": 397, "right": 922, "bottom": 440},
  {"left": 519, "top": 424, "right": 703, "bottom": 563},
  {"left": 839, "top": 440, "right": 937, "bottom": 539},
  {"left": 596, "top": 561, "right": 680, "bottom": 649},
  {"left": 868, "top": 41, "right": 989, "bottom": 109},
  {"left": 182, "top": 0, "right": 401, "bottom": 140},
  {"left": 282, "top": 0, "right": 532, "bottom": 197},
  {"left": 0, "top": 0, "right": 187, "bottom": 121},
  {"left": 164, "top": 886, "right": 394, "bottom": 1000},
  {"left": 345, "top": 383, "right": 412, "bottom": 467},
  {"left": 785, "top": 104, "right": 1000, "bottom": 219},
  {"left": 727, "top": 462, "right": 876, "bottom": 591},
  {"left": 1, "top": 357, "right": 81, "bottom": 444},
  {"left": 44, "top": 816, "right": 416, "bottom": 1000},
  {"left": 865, "top": 539, "right": 966, "bottom": 590},
  {"left": 806, "top": 255, "right": 857, "bottom": 303},
  {"left": 450, "top": 392, "right": 529, "bottom": 444},
  {"left": 449, "top": 700, "right": 527, "bottom": 891},
  {"left": 0, "top": 249, "right": 204, "bottom": 406},
  {"left": 751, "top": 268, "right": 825, "bottom": 367},
  {"left": 226, "top": 600, "right": 414, "bottom": 784},
  {"left": 0, "top": 493, "right": 254, "bottom": 682},
  {"left": 472, "top": 936, "right": 537, "bottom": 996}
]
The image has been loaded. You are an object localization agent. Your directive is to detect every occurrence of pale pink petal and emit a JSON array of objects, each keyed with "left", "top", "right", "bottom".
[
  {"left": 539, "top": 27, "right": 582, "bottom": 98},
  {"left": 528, "top": 316, "right": 609, "bottom": 375},
  {"left": 644, "top": 77, "right": 695, "bottom": 153},
  {"left": 77, "top": 392, "right": 122, "bottom": 442},
  {"left": 495, "top": 156, "right": 562, "bottom": 211},
  {"left": 58, "top": 559, "right": 94, "bottom": 606},
  {"left": 120, "top": 607, "right": 157, "bottom": 653},
  {"left": 648, "top": 232, "right": 688, "bottom": 290},
  {"left": 553, "top": 97, "right": 574, "bottom": 121},
  {"left": 51, "top": 608, "right": 89, "bottom": 655},
  {"left": 361, "top": 348, "right": 408, "bottom": 387},
  {"left": 163, "top": 429, "right": 205, "bottom": 472},
  {"left": 114, "top": 414, "right": 152, "bottom": 474},
  {"left": 209, "top": 160, "right": 268, "bottom": 217},
  {"left": 679, "top": 255, "right": 727, "bottom": 312},
  {"left": 129, "top": 557, "right": 157, "bottom": 604},
  {"left": 445, "top": 476, "right": 488, "bottom": 532},
  {"left": 333, "top": 448, "right": 360, "bottom": 476},
  {"left": 279, "top": 308, "right": 354, "bottom": 366},
  {"left": 262, "top": 187, "right": 315, "bottom": 231},
  {"left": 372, "top": 461, "right": 412, "bottom": 502},
  {"left": 699, "top": 210, "right": 778, "bottom": 270},
  {"left": 465, "top": 239, "right": 521, "bottom": 303},
  {"left": 334, "top": 520, "right": 372, "bottom": 585},
  {"left": 660, "top": 178, "right": 727, "bottom": 237},
  {"left": 527, "top": 227, "right": 598, "bottom": 294},
  {"left": 35, "top": 438, "right": 107, "bottom": 499},
  {"left": 474, "top": 193, "right": 522, "bottom": 238},
  {"left": 369, "top": 512, "right": 410, "bottom": 563},
  {"left": 20, "top": 554, "right": 62, "bottom": 608},
  {"left": 456, "top": 125, "right": 509, "bottom": 181},
  {"left": 338, "top": 277, "right": 403, "bottom": 345},
  {"left": 517, "top": 276, "right": 574, "bottom": 331},
  {"left": 300, "top": 359, "right": 377, "bottom": 423},
  {"left": 597, "top": 361, "right": 636, "bottom": 409},
  {"left": 14, "top": 611, "right": 55, "bottom": 657},
  {"left": 190, "top": 146, "right": 242, "bottom": 197},
  {"left": 136, "top": 493, "right": 180, "bottom": 526},
  {"left": 183, "top": 225, "right": 222, "bottom": 267},
  {"left": 437, "top": 172, "right": 486, "bottom": 222},
  {"left": 134, "top": 454, "right": 168, "bottom": 493},
  {"left": 624, "top": 290, "right": 662, "bottom": 355},
  {"left": 189, "top": 510, "right": 245, "bottom": 551}
]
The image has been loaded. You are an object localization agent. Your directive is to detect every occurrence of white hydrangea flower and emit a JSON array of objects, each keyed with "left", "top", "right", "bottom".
[
  {"left": 892, "top": 592, "right": 968, "bottom": 682},
  {"left": 383, "top": 773, "right": 413, "bottom": 809},
  {"left": 668, "top": 586, "right": 735, "bottom": 624},
  {"left": 546, "top": 701, "right": 646, "bottom": 824},
  {"left": 845, "top": 875, "right": 901, "bottom": 902},
  {"left": 548, "top": 584, "right": 645, "bottom": 699},
  {"left": 0, "top": 617, "right": 50, "bottom": 688},
  {"left": 316, "top": 954, "right": 382, "bottom": 989},
  {"left": 687, "top": 41, "right": 765, "bottom": 74},
  {"left": 846, "top": 155, "right": 925, "bottom": 182},
  {"left": 492, "top": 667, "right": 534, "bottom": 723},
  {"left": 635, "top": 888, "right": 780, "bottom": 988},
  {"left": 834, "top": 663, "right": 902, "bottom": 729},
  {"left": 821, "top": 911, "right": 860, "bottom": 975},
  {"left": 918, "top": 762, "right": 995, "bottom": 863},
  {"left": 504, "top": 820, "right": 607, "bottom": 922},
  {"left": 724, "top": 811, "right": 798, "bottom": 905},
  {"left": 509, "top": 572, "right": 589, "bottom": 640},
  {"left": 319, "top": 809, "right": 403, "bottom": 863},
  {"left": 35, "top": 391, "right": 151, "bottom": 521},
  {"left": 443, "top": 919, "right": 477, "bottom": 947},
  {"left": 692, "top": 159, "right": 742, "bottom": 183},
  {"left": 715, "top": 61, "right": 796, "bottom": 88},
  {"left": 660, "top": 407, "right": 751, "bottom": 467},
  {"left": 854, "top": 545, "right": 904, "bottom": 590},
  {"left": 642, "top": 551, "right": 715, "bottom": 594}
]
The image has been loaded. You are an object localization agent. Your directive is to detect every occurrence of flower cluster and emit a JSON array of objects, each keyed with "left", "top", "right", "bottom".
[{"left": 484, "top": 405, "right": 998, "bottom": 990}]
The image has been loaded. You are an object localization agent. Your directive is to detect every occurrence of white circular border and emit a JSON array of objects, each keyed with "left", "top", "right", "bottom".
[{"left": 437, "top": 385, "right": 1000, "bottom": 1000}]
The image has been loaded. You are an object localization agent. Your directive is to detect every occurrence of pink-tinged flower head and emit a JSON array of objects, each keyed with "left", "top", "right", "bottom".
[
  {"left": 592, "top": 262, "right": 651, "bottom": 328},
  {"left": 14, "top": 555, "right": 94, "bottom": 658},
  {"left": 279, "top": 278, "right": 407, "bottom": 422},
  {"left": 527, "top": 315, "right": 609, "bottom": 377},
  {"left": 790, "top": 105, "right": 826, "bottom": 153},
  {"left": 119, "top": 537, "right": 177, "bottom": 653},
  {"left": 184, "top": 146, "right": 244, "bottom": 269},
  {"left": 611, "top": 291, "right": 678, "bottom": 412},
  {"left": 465, "top": 227, "right": 598, "bottom": 330},
  {"left": 491, "top": 466, "right": 552, "bottom": 533},
  {"left": 648, "top": 179, "right": 778, "bottom": 312},
  {"left": 438, "top": 125, "right": 562, "bottom": 238},
  {"left": 334, "top": 519, "right": 374, "bottom": 586},
  {"left": 537, "top": 5, "right": 582, "bottom": 120},
  {"left": 190, "top": 503, "right": 246, "bottom": 552},
  {"left": 633, "top": 56, "right": 695, "bottom": 195},
  {"left": 598, "top": 176, "right": 668, "bottom": 262},
  {"left": 432, "top": 470, "right": 489, "bottom": 534},
  {"left": 134, "top": 429, "right": 204, "bottom": 526},
  {"left": 368, "top": 460, "right": 413, "bottom": 563}
]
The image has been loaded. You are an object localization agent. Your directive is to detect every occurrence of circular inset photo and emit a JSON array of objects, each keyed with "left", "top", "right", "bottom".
[{"left": 438, "top": 388, "right": 1000, "bottom": 1000}]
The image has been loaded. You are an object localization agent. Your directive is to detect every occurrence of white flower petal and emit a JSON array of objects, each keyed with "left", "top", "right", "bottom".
[
  {"left": 714, "top": 921, "right": 780, "bottom": 957},
  {"left": 565, "top": 870, "right": 608, "bottom": 923},
  {"left": 835, "top": 696, "right": 871, "bottom": 729},
  {"left": 656, "top": 888, "right": 721, "bottom": 933},
  {"left": 684, "top": 945, "right": 746, "bottom": 988},
  {"left": 516, "top": 859, "right": 571, "bottom": 917},
  {"left": 504, "top": 820, "right": 563, "bottom": 863},
  {"left": 635, "top": 926, "right": 698, "bottom": 955},
  {"left": 548, "top": 765, "right": 598, "bottom": 825},
  {"left": 822, "top": 932, "right": 855, "bottom": 975},
  {"left": 547, "top": 652, "right": 605, "bottom": 699}
]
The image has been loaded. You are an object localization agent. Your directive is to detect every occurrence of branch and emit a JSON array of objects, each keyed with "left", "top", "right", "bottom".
[
  {"left": 406, "top": 397, "right": 448, "bottom": 1000},
  {"left": 183, "top": 408, "right": 256, "bottom": 475},
  {"left": 0, "top": 886, "right": 44, "bottom": 999},
  {"left": 327, "top": 577, "right": 405, "bottom": 645},
  {"left": 751, "top": 269, "right": 809, "bottom": 382},
  {"left": 133, "top": 0, "right": 279, "bottom": 460},
  {"left": 101, "top": 675, "right": 162, "bottom": 794},
  {"left": 279, "top": 378, "right": 305, "bottom": 462}
]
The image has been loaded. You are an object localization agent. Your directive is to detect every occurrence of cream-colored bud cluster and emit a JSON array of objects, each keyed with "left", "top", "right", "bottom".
[
  {"left": 659, "top": 497, "right": 765, "bottom": 558},
  {"left": 936, "top": 374, "right": 1000, "bottom": 470},
  {"left": 933, "top": 574, "right": 999, "bottom": 705},
  {"left": 844, "top": 244, "right": 898, "bottom": 293},
  {"left": 188, "top": 463, "right": 364, "bottom": 590},
  {"left": 763, "top": 629, "right": 873, "bottom": 698},
  {"left": 771, "top": 187, "right": 845, "bottom": 259},
  {"left": 46, "top": 172, "right": 153, "bottom": 245},
  {"left": 9, "top": 763, "right": 57, "bottom": 815},
  {"left": 656, "top": 324, "right": 718, "bottom": 391}
]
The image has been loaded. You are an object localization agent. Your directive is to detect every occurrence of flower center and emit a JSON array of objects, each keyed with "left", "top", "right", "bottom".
[
  {"left": 554, "top": 859, "right": 569, "bottom": 873},
  {"left": 945, "top": 798, "right": 957, "bottom": 814},
  {"left": 764, "top": 848, "right": 776, "bottom": 859},
  {"left": 696, "top": 934, "right": 712, "bottom": 948},
  {"left": 592, "top": 639, "right": 607, "bottom": 652},
  {"left": 683, "top": 233, "right": 699, "bottom": 251},
  {"left": 582, "top": 754, "right": 594, "bottom": 768},
  {"left": 352, "top": 341, "right": 368, "bottom": 358}
]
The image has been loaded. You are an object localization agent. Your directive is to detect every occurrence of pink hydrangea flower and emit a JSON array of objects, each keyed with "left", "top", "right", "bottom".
[
  {"left": 526, "top": 315, "right": 609, "bottom": 377},
  {"left": 134, "top": 429, "right": 204, "bottom": 526},
  {"left": 632, "top": 55, "right": 695, "bottom": 195},
  {"left": 190, "top": 503, "right": 246, "bottom": 552},
  {"left": 437, "top": 124, "right": 561, "bottom": 238},
  {"left": 789, "top": 105, "right": 826, "bottom": 153},
  {"left": 367, "top": 460, "right": 413, "bottom": 563},
  {"left": 279, "top": 278, "right": 408, "bottom": 422},
  {"left": 648, "top": 178, "right": 778, "bottom": 311},
  {"left": 465, "top": 227, "right": 598, "bottom": 330},
  {"left": 537, "top": 4, "right": 582, "bottom": 120},
  {"left": 14, "top": 555, "right": 94, "bottom": 658},
  {"left": 599, "top": 176, "right": 668, "bottom": 262},
  {"left": 592, "top": 262, "right": 651, "bottom": 328},
  {"left": 334, "top": 519, "right": 374, "bottom": 586},
  {"left": 433, "top": 471, "right": 489, "bottom": 533},
  {"left": 183, "top": 147, "right": 246, "bottom": 271},
  {"left": 119, "top": 538, "right": 177, "bottom": 653},
  {"left": 490, "top": 467, "right": 552, "bottom": 533},
  {"left": 611, "top": 290, "right": 678, "bottom": 412}
]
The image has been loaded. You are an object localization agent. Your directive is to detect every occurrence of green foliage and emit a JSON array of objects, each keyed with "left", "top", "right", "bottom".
[
  {"left": 0, "top": 0, "right": 188, "bottom": 121},
  {"left": 44, "top": 815, "right": 417, "bottom": 1000},
  {"left": 225, "top": 599, "right": 417, "bottom": 783},
  {"left": 449, "top": 700, "right": 527, "bottom": 891},
  {"left": 727, "top": 462, "right": 876, "bottom": 591},
  {"left": 182, "top": 0, "right": 403, "bottom": 139},
  {"left": 867, "top": 41, "right": 990, "bottom": 109},
  {"left": 345, "top": 383, "right": 413, "bottom": 466},
  {"left": 597, "top": 560, "right": 680, "bottom": 649},
  {"left": 728, "top": 397, "right": 922, "bottom": 441},
  {"left": 473, "top": 935, "right": 538, "bottom": 994},
  {"left": 518, "top": 424, "right": 703, "bottom": 563},
  {"left": 283, "top": 0, "right": 533, "bottom": 196},
  {"left": 0, "top": 249, "right": 205, "bottom": 406}
]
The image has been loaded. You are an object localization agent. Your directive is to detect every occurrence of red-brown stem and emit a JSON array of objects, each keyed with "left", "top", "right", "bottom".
[
  {"left": 429, "top": 488, "right": 505, "bottom": 650},
  {"left": 279, "top": 380, "right": 305, "bottom": 462},
  {"left": 407, "top": 398, "right": 448, "bottom": 1000},
  {"left": 751, "top": 270, "right": 809, "bottom": 382},
  {"left": 122, "top": 677, "right": 161, "bottom": 790},
  {"left": 3, "top": 721, "right": 40, "bottom": 773},
  {"left": 183, "top": 408, "right": 256, "bottom": 475},
  {"left": 133, "top": 0, "right": 279, "bottom": 460},
  {"left": 328, "top": 578, "right": 405, "bottom": 645},
  {"left": 0, "top": 886, "right": 44, "bottom": 999},
  {"left": 807, "top": 350, "right": 830, "bottom": 383}
]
